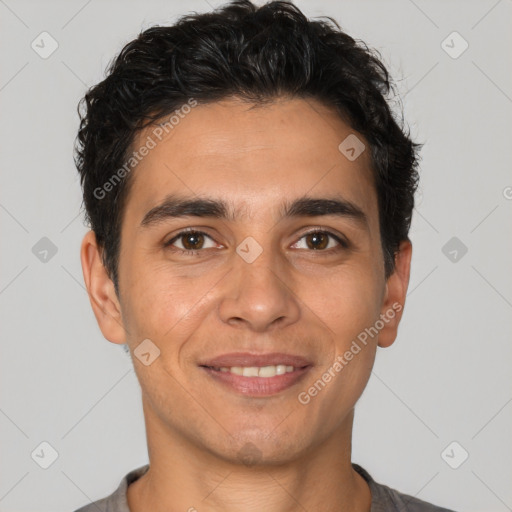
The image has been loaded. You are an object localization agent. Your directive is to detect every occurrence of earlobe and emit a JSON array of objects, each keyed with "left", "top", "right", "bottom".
[
  {"left": 377, "top": 240, "right": 412, "bottom": 348},
  {"left": 80, "top": 230, "right": 127, "bottom": 345}
]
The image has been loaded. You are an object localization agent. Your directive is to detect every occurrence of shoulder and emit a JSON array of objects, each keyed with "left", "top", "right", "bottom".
[
  {"left": 73, "top": 494, "right": 111, "bottom": 512},
  {"left": 352, "top": 463, "right": 457, "bottom": 512},
  {"left": 72, "top": 464, "right": 150, "bottom": 512}
]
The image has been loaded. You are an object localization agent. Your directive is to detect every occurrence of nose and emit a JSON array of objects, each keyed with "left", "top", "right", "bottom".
[{"left": 218, "top": 245, "right": 301, "bottom": 332}]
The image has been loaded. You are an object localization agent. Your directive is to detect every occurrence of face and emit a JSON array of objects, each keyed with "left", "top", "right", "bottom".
[{"left": 81, "top": 96, "right": 411, "bottom": 465}]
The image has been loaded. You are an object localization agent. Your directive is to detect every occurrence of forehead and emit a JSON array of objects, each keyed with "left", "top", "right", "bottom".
[{"left": 123, "top": 96, "right": 378, "bottom": 228}]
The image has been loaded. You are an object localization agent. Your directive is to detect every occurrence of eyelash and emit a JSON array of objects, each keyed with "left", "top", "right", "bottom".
[{"left": 164, "top": 228, "right": 349, "bottom": 256}]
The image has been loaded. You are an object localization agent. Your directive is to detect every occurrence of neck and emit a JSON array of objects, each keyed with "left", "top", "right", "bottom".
[{"left": 127, "top": 399, "right": 371, "bottom": 512}]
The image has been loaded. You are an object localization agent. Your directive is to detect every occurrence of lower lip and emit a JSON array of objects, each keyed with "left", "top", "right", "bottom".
[{"left": 201, "top": 366, "right": 312, "bottom": 397}]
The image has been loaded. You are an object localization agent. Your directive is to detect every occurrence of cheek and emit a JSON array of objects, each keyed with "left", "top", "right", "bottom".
[
  {"left": 122, "top": 259, "right": 225, "bottom": 357},
  {"left": 305, "top": 265, "right": 383, "bottom": 342}
]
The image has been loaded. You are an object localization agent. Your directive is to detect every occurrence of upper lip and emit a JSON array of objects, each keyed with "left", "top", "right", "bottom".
[{"left": 200, "top": 352, "right": 313, "bottom": 368}]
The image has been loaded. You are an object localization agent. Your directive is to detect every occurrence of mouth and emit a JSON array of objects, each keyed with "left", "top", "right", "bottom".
[
  {"left": 204, "top": 363, "right": 307, "bottom": 376},
  {"left": 198, "top": 352, "right": 313, "bottom": 397}
]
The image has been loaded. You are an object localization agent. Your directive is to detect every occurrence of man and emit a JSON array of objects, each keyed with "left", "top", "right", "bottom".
[{"left": 74, "top": 0, "right": 455, "bottom": 510}]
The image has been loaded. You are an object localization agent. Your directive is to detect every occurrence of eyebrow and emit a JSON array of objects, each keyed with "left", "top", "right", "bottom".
[{"left": 139, "top": 194, "right": 368, "bottom": 230}]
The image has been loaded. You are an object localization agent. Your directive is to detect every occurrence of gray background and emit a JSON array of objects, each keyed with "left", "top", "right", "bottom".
[{"left": 0, "top": 0, "right": 511, "bottom": 511}]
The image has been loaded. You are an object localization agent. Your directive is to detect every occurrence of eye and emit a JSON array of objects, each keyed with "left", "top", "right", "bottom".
[
  {"left": 164, "top": 228, "right": 349, "bottom": 256},
  {"left": 165, "top": 230, "right": 218, "bottom": 254},
  {"left": 292, "top": 230, "right": 348, "bottom": 251}
]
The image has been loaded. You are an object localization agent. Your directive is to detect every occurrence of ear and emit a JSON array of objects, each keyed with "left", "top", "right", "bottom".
[
  {"left": 377, "top": 240, "right": 412, "bottom": 348},
  {"left": 80, "top": 230, "right": 127, "bottom": 344}
]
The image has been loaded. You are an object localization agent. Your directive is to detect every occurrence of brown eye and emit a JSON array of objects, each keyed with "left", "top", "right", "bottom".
[
  {"left": 292, "top": 230, "right": 348, "bottom": 252},
  {"left": 180, "top": 231, "right": 205, "bottom": 250},
  {"left": 165, "top": 230, "right": 218, "bottom": 253},
  {"left": 305, "top": 232, "right": 329, "bottom": 250}
]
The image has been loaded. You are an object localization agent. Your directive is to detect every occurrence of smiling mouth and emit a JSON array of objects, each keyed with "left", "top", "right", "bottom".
[
  {"left": 200, "top": 364, "right": 312, "bottom": 396},
  {"left": 203, "top": 364, "right": 307, "bottom": 377}
]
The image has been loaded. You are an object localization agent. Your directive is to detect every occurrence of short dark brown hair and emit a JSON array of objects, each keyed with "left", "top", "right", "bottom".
[{"left": 74, "top": 0, "right": 422, "bottom": 296}]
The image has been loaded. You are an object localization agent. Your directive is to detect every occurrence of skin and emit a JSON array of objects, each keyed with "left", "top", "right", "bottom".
[{"left": 81, "top": 96, "right": 412, "bottom": 512}]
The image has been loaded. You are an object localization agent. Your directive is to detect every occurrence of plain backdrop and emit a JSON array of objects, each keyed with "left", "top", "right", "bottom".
[{"left": 0, "top": 1, "right": 511, "bottom": 511}]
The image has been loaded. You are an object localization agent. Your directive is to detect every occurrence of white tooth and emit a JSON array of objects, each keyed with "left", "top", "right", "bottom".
[
  {"left": 226, "top": 365, "right": 297, "bottom": 377},
  {"left": 242, "top": 366, "right": 260, "bottom": 377},
  {"left": 258, "top": 365, "right": 277, "bottom": 377},
  {"left": 275, "top": 365, "right": 287, "bottom": 375}
]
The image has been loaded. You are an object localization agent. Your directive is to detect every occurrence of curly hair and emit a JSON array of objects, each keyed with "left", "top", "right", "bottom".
[{"left": 74, "top": 0, "right": 422, "bottom": 296}]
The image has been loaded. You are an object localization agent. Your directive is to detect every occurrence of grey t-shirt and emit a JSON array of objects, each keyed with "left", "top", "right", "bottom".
[{"left": 74, "top": 463, "right": 456, "bottom": 511}]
